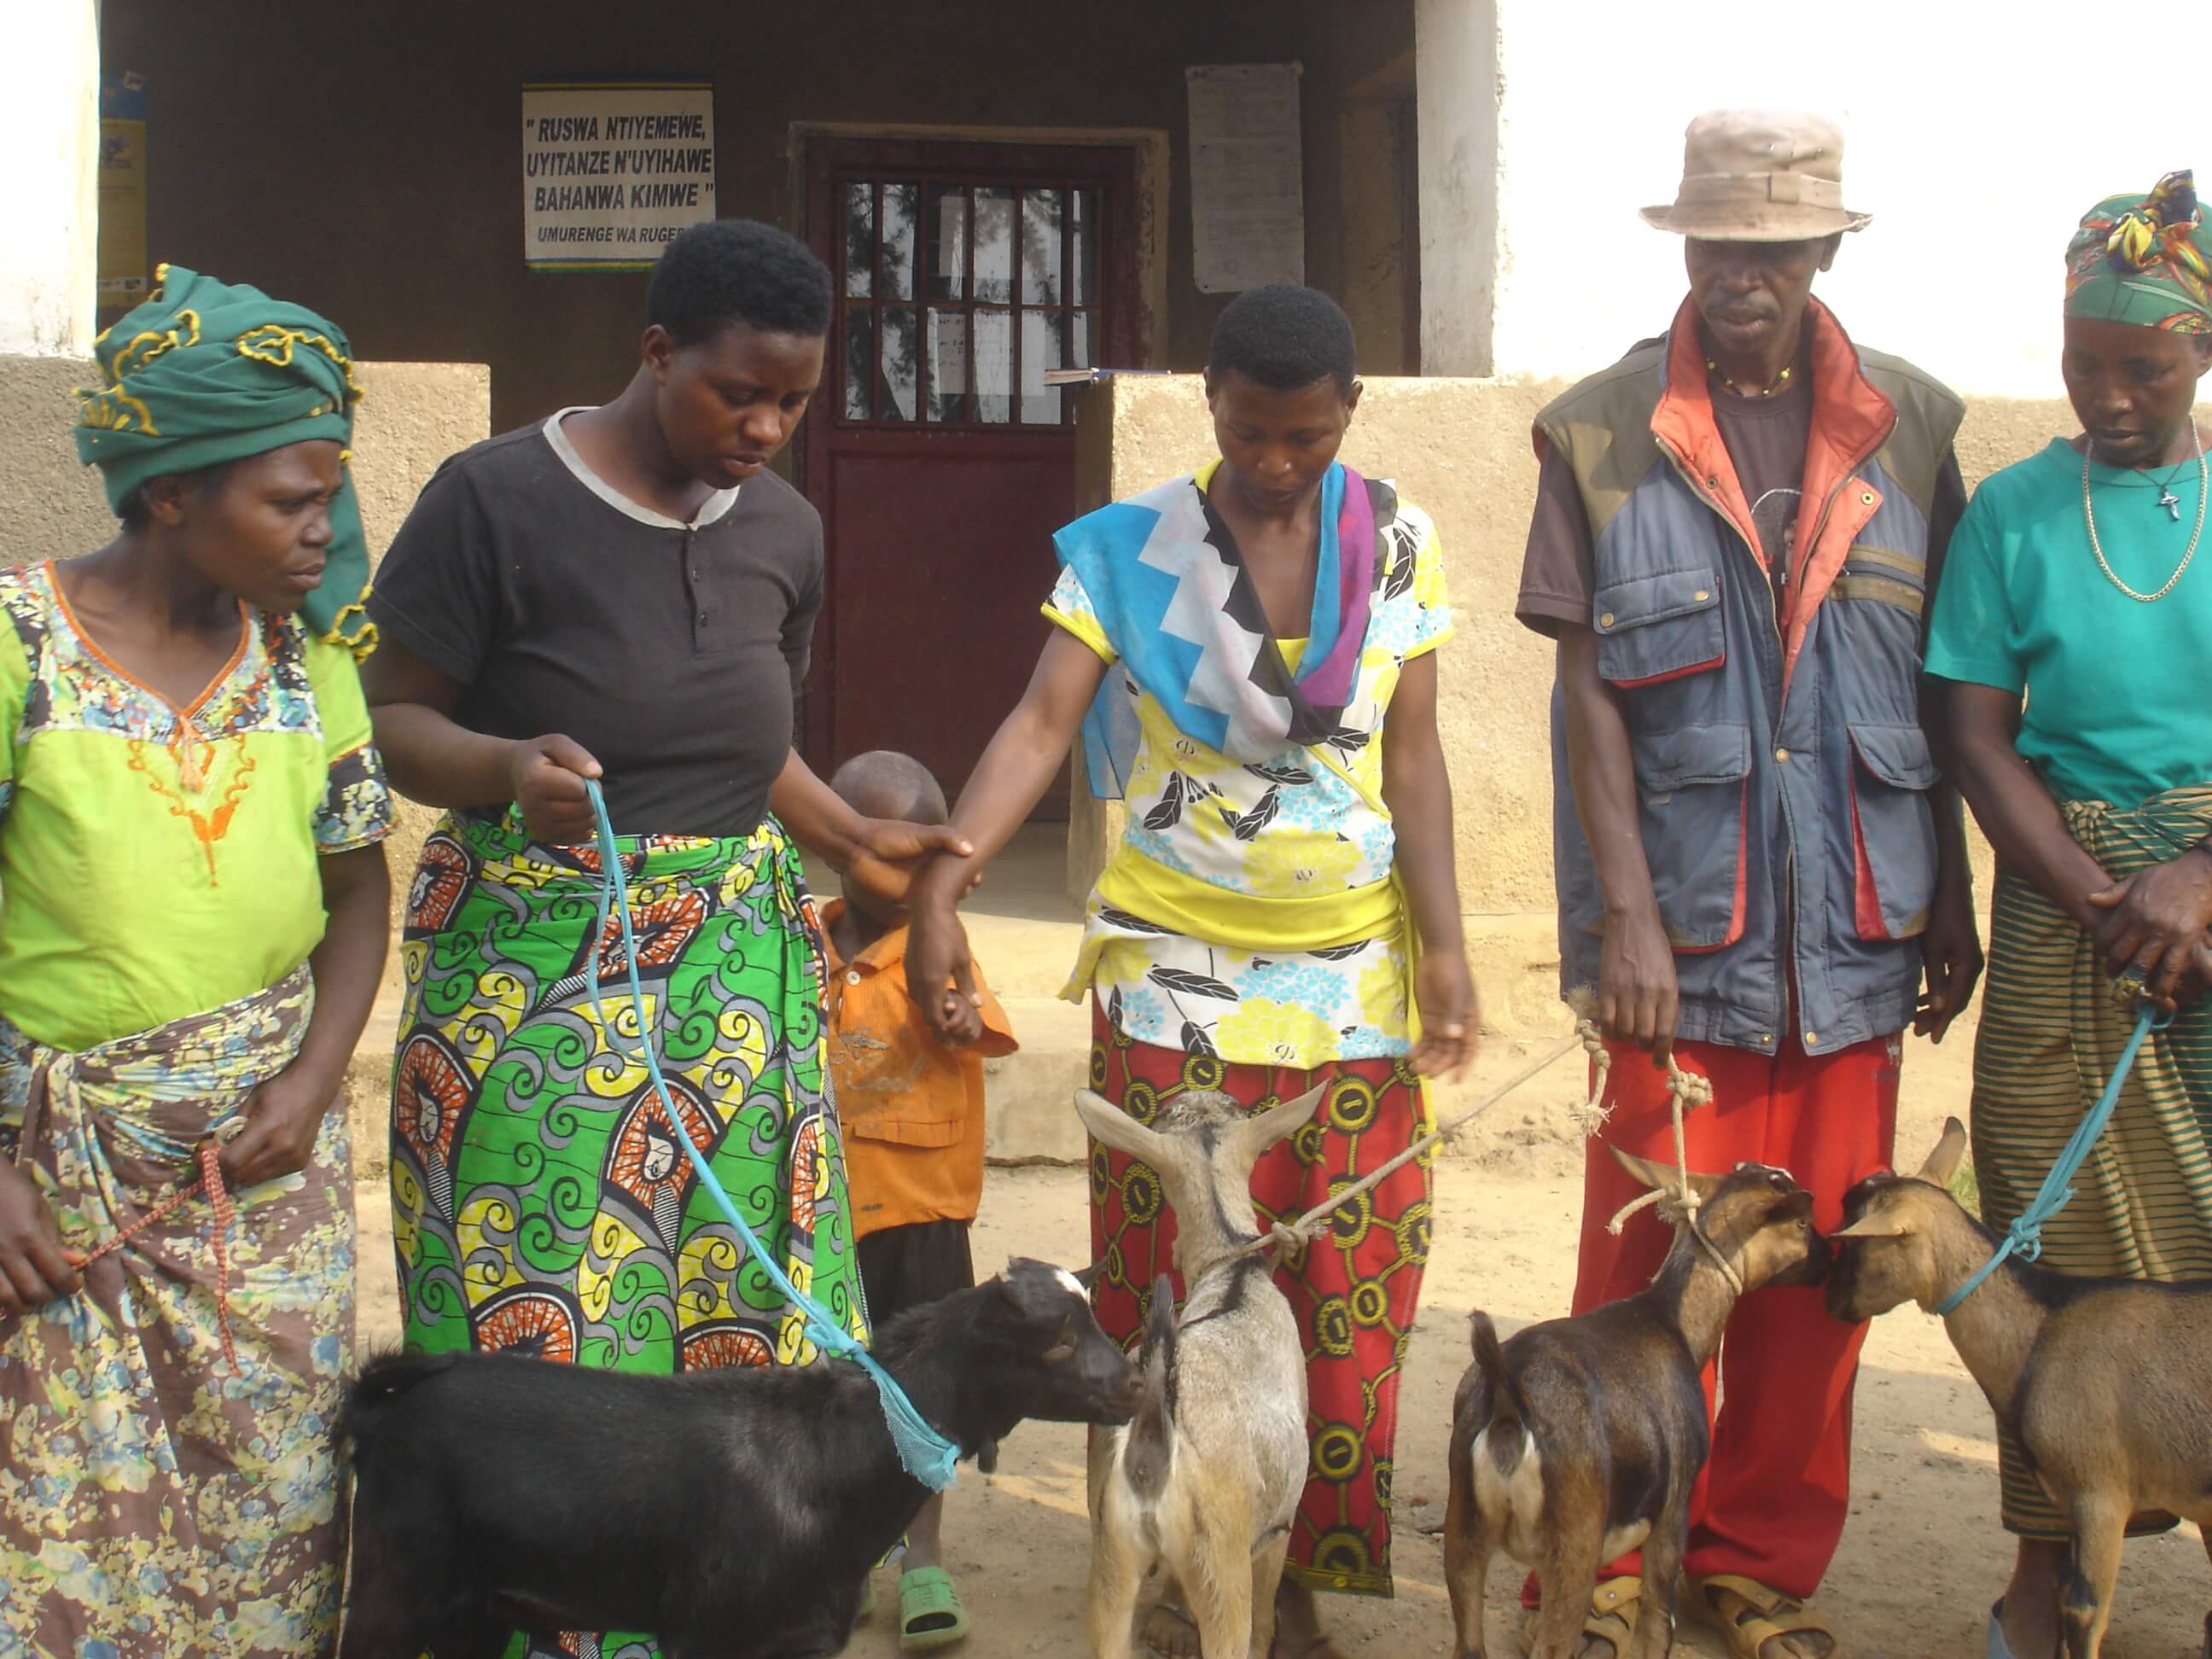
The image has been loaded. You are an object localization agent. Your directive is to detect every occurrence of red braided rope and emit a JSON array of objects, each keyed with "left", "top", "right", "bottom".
[{"left": 73, "top": 1139, "right": 238, "bottom": 1373}]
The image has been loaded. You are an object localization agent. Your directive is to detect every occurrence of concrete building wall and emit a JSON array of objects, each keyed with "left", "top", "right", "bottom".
[
  {"left": 102, "top": 0, "right": 1417, "bottom": 434},
  {"left": 1418, "top": 0, "right": 2212, "bottom": 399},
  {"left": 0, "top": 357, "right": 116, "bottom": 561},
  {"left": 0, "top": 0, "right": 98, "bottom": 358},
  {"left": 1068, "top": 374, "right": 2070, "bottom": 1041}
]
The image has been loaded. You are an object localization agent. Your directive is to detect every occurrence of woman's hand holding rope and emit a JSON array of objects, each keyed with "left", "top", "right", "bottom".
[
  {"left": 1410, "top": 951, "right": 1479, "bottom": 1081},
  {"left": 2087, "top": 845, "right": 2212, "bottom": 1009},
  {"left": 0, "top": 1163, "right": 77, "bottom": 1315}
]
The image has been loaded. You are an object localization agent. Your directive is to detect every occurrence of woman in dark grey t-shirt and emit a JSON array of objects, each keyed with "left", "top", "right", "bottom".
[{"left": 359, "top": 221, "right": 965, "bottom": 1659}]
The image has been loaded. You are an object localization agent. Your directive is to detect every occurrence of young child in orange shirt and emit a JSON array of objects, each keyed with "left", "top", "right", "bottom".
[{"left": 824, "top": 751, "right": 1017, "bottom": 1652}]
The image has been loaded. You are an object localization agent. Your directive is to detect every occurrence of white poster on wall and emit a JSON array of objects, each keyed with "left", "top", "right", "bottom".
[
  {"left": 522, "top": 83, "right": 715, "bottom": 271},
  {"left": 1186, "top": 63, "right": 1305, "bottom": 293}
]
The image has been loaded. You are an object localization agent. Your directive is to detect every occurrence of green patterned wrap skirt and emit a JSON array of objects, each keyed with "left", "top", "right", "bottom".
[{"left": 389, "top": 810, "right": 864, "bottom": 1658}]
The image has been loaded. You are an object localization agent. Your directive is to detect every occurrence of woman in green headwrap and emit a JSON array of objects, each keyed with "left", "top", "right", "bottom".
[
  {"left": 0, "top": 265, "right": 393, "bottom": 1656},
  {"left": 1926, "top": 172, "right": 2212, "bottom": 1659}
]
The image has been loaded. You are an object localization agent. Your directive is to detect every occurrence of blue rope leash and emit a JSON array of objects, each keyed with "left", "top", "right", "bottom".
[
  {"left": 579, "top": 779, "right": 960, "bottom": 1490},
  {"left": 1933, "top": 998, "right": 2173, "bottom": 1317}
]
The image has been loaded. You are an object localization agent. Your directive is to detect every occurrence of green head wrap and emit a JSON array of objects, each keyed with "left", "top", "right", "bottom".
[
  {"left": 2064, "top": 170, "right": 2212, "bottom": 337},
  {"left": 73, "top": 264, "right": 375, "bottom": 655}
]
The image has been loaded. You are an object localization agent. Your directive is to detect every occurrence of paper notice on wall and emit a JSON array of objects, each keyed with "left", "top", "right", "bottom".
[
  {"left": 1185, "top": 63, "right": 1304, "bottom": 294},
  {"left": 97, "top": 73, "right": 150, "bottom": 310},
  {"left": 522, "top": 84, "right": 715, "bottom": 271}
]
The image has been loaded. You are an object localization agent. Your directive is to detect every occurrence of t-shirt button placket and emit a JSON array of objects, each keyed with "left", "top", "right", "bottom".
[{"left": 689, "top": 529, "right": 713, "bottom": 638}]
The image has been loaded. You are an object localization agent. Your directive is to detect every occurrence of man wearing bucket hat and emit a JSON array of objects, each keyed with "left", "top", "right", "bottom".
[{"left": 1514, "top": 112, "right": 1982, "bottom": 1657}]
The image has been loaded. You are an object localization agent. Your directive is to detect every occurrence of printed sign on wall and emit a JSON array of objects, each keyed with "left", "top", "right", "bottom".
[
  {"left": 98, "top": 72, "right": 150, "bottom": 315},
  {"left": 522, "top": 83, "right": 716, "bottom": 271},
  {"left": 1185, "top": 63, "right": 1305, "bottom": 294}
]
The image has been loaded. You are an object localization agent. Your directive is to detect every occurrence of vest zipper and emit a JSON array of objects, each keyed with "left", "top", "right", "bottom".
[{"left": 1658, "top": 440, "right": 1793, "bottom": 1042}]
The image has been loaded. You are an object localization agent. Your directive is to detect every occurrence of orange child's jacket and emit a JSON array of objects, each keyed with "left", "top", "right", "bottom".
[{"left": 821, "top": 899, "right": 1019, "bottom": 1240}]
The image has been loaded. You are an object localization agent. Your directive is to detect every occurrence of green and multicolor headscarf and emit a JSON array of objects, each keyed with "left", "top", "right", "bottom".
[
  {"left": 73, "top": 264, "right": 375, "bottom": 655},
  {"left": 2064, "top": 170, "right": 2212, "bottom": 337}
]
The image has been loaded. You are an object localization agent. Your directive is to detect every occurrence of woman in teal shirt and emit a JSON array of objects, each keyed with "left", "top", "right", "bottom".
[{"left": 1926, "top": 171, "right": 2212, "bottom": 1659}]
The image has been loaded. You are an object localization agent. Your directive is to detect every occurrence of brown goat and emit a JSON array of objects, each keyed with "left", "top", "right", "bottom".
[
  {"left": 1444, "top": 1152, "right": 1828, "bottom": 1659},
  {"left": 1828, "top": 1118, "right": 2212, "bottom": 1659}
]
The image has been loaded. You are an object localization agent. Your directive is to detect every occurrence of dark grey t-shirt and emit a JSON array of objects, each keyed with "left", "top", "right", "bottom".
[{"left": 368, "top": 410, "right": 822, "bottom": 838}]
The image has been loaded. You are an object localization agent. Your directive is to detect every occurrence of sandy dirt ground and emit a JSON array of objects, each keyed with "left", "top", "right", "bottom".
[{"left": 352, "top": 1021, "right": 2211, "bottom": 1657}]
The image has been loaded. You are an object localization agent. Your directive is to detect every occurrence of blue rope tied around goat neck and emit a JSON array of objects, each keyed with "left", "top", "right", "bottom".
[
  {"left": 579, "top": 779, "right": 960, "bottom": 1491},
  {"left": 1933, "top": 998, "right": 2172, "bottom": 1318}
]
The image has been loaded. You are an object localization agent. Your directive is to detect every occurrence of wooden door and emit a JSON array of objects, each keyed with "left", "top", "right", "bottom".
[{"left": 800, "top": 137, "right": 1139, "bottom": 816}]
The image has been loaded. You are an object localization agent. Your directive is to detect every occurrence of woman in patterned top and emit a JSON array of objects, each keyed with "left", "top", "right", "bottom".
[
  {"left": 0, "top": 268, "right": 393, "bottom": 1656},
  {"left": 907, "top": 284, "right": 1472, "bottom": 1657}
]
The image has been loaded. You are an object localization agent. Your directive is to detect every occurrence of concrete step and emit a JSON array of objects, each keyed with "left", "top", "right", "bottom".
[{"left": 983, "top": 996, "right": 1091, "bottom": 1166}]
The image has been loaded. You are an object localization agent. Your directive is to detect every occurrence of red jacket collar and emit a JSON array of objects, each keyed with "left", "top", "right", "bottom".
[{"left": 1650, "top": 293, "right": 1895, "bottom": 569}]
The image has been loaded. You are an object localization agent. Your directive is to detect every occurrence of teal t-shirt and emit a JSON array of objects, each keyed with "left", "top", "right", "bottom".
[{"left": 1925, "top": 437, "right": 2212, "bottom": 807}]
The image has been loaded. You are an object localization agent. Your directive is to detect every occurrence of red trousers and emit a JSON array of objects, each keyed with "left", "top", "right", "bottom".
[{"left": 1523, "top": 1032, "right": 1901, "bottom": 1607}]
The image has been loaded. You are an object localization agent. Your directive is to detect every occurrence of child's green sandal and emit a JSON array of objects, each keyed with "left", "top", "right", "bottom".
[{"left": 896, "top": 1565, "right": 969, "bottom": 1651}]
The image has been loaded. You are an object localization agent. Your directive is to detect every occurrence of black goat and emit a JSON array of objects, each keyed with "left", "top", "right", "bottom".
[{"left": 338, "top": 1257, "right": 1139, "bottom": 1659}]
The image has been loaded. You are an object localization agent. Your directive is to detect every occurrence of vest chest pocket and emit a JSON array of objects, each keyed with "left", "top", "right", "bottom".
[
  {"left": 1833, "top": 544, "right": 1928, "bottom": 619},
  {"left": 1631, "top": 720, "right": 1751, "bottom": 951},
  {"left": 1848, "top": 721, "right": 1941, "bottom": 940},
  {"left": 1593, "top": 567, "right": 1726, "bottom": 689}
]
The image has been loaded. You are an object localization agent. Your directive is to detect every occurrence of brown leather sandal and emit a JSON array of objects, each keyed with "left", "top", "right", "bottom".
[
  {"left": 1687, "top": 1573, "right": 1836, "bottom": 1658},
  {"left": 1519, "top": 1575, "right": 1640, "bottom": 1657}
]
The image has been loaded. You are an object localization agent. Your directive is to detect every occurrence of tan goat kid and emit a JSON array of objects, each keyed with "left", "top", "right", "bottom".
[
  {"left": 1072, "top": 1082, "right": 1325, "bottom": 1659},
  {"left": 1828, "top": 1118, "right": 2212, "bottom": 1659},
  {"left": 1445, "top": 1153, "right": 1829, "bottom": 1659}
]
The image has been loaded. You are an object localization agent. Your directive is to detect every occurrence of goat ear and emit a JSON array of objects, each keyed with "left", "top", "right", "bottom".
[
  {"left": 981, "top": 1262, "right": 1067, "bottom": 1325},
  {"left": 1915, "top": 1118, "right": 1969, "bottom": 1189},
  {"left": 1235, "top": 1082, "right": 1327, "bottom": 1161},
  {"left": 1607, "top": 1142, "right": 1721, "bottom": 1201},
  {"left": 1069, "top": 1259, "right": 1106, "bottom": 1291},
  {"left": 1071, "top": 1089, "right": 1168, "bottom": 1167},
  {"left": 1833, "top": 1210, "right": 1912, "bottom": 1240}
]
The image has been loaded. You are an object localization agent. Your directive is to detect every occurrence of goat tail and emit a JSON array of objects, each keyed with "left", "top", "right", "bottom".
[
  {"left": 1470, "top": 1311, "right": 1531, "bottom": 1461},
  {"left": 1121, "top": 1273, "right": 1179, "bottom": 1504},
  {"left": 335, "top": 1349, "right": 462, "bottom": 1467}
]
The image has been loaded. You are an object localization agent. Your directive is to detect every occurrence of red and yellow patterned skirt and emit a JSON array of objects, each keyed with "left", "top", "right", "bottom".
[{"left": 1084, "top": 998, "right": 1434, "bottom": 1598}]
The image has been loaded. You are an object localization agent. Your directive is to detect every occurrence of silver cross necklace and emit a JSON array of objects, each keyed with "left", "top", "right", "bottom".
[{"left": 2151, "top": 427, "right": 2203, "bottom": 521}]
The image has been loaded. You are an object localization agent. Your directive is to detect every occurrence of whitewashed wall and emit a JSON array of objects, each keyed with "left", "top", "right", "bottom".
[
  {"left": 0, "top": 0, "right": 97, "bottom": 358},
  {"left": 1421, "top": 0, "right": 2212, "bottom": 399}
]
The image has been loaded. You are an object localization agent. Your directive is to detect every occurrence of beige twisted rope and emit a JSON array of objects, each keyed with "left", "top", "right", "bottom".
[
  {"left": 1597, "top": 1053, "right": 1736, "bottom": 1294},
  {"left": 1214, "top": 988, "right": 1730, "bottom": 1290},
  {"left": 1235, "top": 1014, "right": 1615, "bottom": 1266}
]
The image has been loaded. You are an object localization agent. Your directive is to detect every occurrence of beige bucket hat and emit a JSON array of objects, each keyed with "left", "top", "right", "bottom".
[{"left": 1641, "top": 109, "right": 1872, "bottom": 241}]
